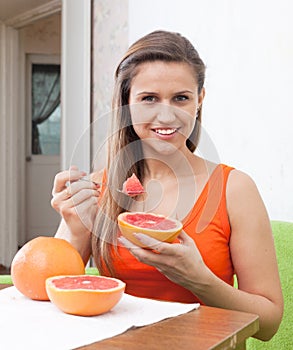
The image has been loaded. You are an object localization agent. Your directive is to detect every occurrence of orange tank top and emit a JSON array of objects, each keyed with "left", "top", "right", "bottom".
[{"left": 112, "top": 164, "right": 235, "bottom": 304}]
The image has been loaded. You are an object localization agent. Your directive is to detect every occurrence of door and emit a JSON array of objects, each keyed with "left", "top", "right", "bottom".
[{"left": 26, "top": 54, "right": 61, "bottom": 242}]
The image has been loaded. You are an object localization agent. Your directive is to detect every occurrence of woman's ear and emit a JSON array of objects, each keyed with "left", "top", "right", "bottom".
[{"left": 198, "top": 87, "right": 205, "bottom": 108}]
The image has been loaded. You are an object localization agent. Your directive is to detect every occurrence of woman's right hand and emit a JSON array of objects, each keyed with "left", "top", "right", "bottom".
[{"left": 51, "top": 165, "right": 100, "bottom": 239}]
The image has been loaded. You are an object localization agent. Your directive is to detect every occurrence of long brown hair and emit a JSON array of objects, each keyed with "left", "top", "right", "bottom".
[{"left": 92, "top": 30, "right": 206, "bottom": 275}]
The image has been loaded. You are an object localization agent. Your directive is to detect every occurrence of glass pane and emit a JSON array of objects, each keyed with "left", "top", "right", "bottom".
[
  {"left": 37, "top": 104, "right": 61, "bottom": 155},
  {"left": 31, "top": 64, "right": 61, "bottom": 155}
]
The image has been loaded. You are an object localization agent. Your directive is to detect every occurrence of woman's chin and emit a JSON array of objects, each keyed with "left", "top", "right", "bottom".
[{"left": 142, "top": 139, "right": 180, "bottom": 157}]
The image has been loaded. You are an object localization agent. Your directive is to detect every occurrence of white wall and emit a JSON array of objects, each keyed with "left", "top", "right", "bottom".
[
  {"left": 18, "top": 13, "right": 61, "bottom": 246},
  {"left": 91, "top": 0, "right": 129, "bottom": 173},
  {"left": 61, "top": 0, "right": 91, "bottom": 172},
  {"left": 0, "top": 23, "right": 19, "bottom": 266},
  {"left": 129, "top": 0, "right": 293, "bottom": 222}
]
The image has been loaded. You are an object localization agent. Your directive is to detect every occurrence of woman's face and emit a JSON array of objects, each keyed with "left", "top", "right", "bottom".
[{"left": 128, "top": 61, "right": 205, "bottom": 155}]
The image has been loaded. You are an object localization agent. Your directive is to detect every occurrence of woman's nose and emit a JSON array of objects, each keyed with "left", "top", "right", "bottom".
[{"left": 156, "top": 103, "right": 176, "bottom": 124}]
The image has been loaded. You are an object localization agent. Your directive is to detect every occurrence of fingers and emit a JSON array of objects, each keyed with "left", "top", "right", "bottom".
[
  {"left": 133, "top": 234, "right": 171, "bottom": 254},
  {"left": 118, "top": 230, "right": 192, "bottom": 254},
  {"left": 118, "top": 234, "right": 178, "bottom": 258},
  {"left": 66, "top": 178, "right": 99, "bottom": 197},
  {"left": 52, "top": 184, "right": 99, "bottom": 211},
  {"left": 118, "top": 236, "right": 160, "bottom": 266},
  {"left": 52, "top": 165, "right": 87, "bottom": 195},
  {"left": 51, "top": 166, "right": 100, "bottom": 214},
  {"left": 118, "top": 231, "right": 195, "bottom": 264},
  {"left": 125, "top": 230, "right": 192, "bottom": 253},
  {"left": 177, "top": 230, "right": 194, "bottom": 245},
  {"left": 118, "top": 236, "right": 139, "bottom": 250},
  {"left": 67, "top": 188, "right": 99, "bottom": 207}
]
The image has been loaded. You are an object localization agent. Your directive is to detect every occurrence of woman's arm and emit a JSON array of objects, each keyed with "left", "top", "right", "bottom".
[
  {"left": 191, "top": 170, "right": 283, "bottom": 340},
  {"left": 55, "top": 219, "right": 92, "bottom": 264},
  {"left": 225, "top": 170, "right": 283, "bottom": 340},
  {"left": 118, "top": 170, "right": 284, "bottom": 341}
]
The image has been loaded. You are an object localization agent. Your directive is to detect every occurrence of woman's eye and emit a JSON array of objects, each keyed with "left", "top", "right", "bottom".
[
  {"left": 142, "top": 96, "right": 157, "bottom": 103},
  {"left": 175, "top": 95, "right": 189, "bottom": 102}
]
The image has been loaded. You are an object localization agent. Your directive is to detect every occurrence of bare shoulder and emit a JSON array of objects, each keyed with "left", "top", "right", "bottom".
[
  {"left": 226, "top": 169, "right": 259, "bottom": 194},
  {"left": 227, "top": 169, "right": 260, "bottom": 204},
  {"left": 226, "top": 169, "right": 270, "bottom": 227}
]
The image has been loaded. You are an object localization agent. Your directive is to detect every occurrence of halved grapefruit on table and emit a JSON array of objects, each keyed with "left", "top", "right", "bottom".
[
  {"left": 10, "top": 236, "right": 126, "bottom": 317},
  {"left": 46, "top": 275, "right": 126, "bottom": 316}
]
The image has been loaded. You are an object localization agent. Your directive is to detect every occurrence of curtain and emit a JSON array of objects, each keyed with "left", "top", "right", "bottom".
[{"left": 32, "top": 64, "right": 60, "bottom": 154}]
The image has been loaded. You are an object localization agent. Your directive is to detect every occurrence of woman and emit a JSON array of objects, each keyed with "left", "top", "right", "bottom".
[{"left": 51, "top": 30, "right": 283, "bottom": 340}]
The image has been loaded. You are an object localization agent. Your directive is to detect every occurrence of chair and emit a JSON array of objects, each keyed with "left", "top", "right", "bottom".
[
  {"left": 0, "top": 274, "right": 12, "bottom": 284},
  {"left": 247, "top": 221, "right": 293, "bottom": 349}
]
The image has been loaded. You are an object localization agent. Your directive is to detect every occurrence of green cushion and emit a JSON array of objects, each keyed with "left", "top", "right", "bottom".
[
  {"left": 247, "top": 221, "right": 293, "bottom": 349},
  {"left": 0, "top": 275, "right": 12, "bottom": 285},
  {"left": 0, "top": 267, "right": 99, "bottom": 286},
  {"left": 85, "top": 267, "right": 100, "bottom": 275}
]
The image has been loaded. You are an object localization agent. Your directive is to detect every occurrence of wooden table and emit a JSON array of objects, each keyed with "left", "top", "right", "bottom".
[{"left": 0, "top": 284, "right": 259, "bottom": 349}]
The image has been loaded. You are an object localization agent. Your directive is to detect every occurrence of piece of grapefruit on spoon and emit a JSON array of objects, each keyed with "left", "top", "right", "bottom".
[
  {"left": 120, "top": 173, "right": 145, "bottom": 196},
  {"left": 118, "top": 212, "right": 183, "bottom": 247}
]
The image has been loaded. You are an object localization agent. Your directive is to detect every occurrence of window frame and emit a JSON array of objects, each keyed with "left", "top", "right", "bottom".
[{"left": 26, "top": 54, "right": 61, "bottom": 158}]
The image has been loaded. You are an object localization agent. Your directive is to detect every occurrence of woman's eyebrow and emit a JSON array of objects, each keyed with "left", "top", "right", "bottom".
[
  {"left": 175, "top": 90, "right": 195, "bottom": 94},
  {"left": 136, "top": 90, "right": 194, "bottom": 96},
  {"left": 136, "top": 91, "right": 158, "bottom": 95}
]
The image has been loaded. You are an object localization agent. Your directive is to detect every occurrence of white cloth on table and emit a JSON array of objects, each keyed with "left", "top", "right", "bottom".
[{"left": 0, "top": 286, "right": 200, "bottom": 350}]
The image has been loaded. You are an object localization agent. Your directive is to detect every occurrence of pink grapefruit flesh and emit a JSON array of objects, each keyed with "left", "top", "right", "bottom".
[
  {"left": 122, "top": 173, "right": 145, "bottom": 196},
  {"left": 118, "top": 212, "right": 183, "bottom": 247}
]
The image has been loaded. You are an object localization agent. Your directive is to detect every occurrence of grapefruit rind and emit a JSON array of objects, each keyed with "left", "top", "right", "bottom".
[
  {"left": 46, "top": 275, "right": 126, "bottom": 316},
  {"left": 118, "top": 212, "right": 183, "bottom": 247}
]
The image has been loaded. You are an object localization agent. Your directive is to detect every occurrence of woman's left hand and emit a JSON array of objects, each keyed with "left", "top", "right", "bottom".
[{"left": 118, "top": 231, "right": 209, "bottom": 291}]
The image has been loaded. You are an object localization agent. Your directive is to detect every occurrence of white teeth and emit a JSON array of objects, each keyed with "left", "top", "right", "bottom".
[{"left": 155, "top": 129, "right": 176, "bottom": 135}]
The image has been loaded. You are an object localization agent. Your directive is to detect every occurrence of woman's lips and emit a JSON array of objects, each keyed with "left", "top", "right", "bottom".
[{"left": 151, "top": 128, "right": 179, "bottom": 139}]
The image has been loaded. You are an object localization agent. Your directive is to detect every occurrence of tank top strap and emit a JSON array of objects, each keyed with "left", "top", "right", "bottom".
[
  {"left": 183, "top": 163, "right": 234, "bottom": 234},
  {"left": 217, "top": 164, "right": 235, "bottom": 235}
]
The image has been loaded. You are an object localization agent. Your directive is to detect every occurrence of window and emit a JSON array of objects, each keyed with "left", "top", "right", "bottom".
[{"left": 31, "top": 64, "right": 61, "bottom": 155}]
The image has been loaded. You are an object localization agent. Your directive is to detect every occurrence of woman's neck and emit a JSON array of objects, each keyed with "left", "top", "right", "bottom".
[{"left": 143, "top": 147, "right": 198, "bottom": 180}]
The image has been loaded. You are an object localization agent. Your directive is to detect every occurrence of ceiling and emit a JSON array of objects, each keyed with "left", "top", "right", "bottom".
[{"left": 0, "top": 0, "right": 52, "bottom": 22}]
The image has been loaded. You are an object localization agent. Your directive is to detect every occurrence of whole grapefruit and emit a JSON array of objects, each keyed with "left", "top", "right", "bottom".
[
  {"left": 118, "top": 212, "right": 183, "bottom": 247},
  {"left": 46, "top": 275, "right": 126, "bottom": 316},
  {"left": 11, "top": 236, "right": 85, "bottom": 300}
]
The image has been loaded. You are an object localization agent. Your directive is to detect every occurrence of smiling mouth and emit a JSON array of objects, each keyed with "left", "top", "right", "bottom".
[{"left": 152, "top": 128, "right": 178, "bottom": 135}]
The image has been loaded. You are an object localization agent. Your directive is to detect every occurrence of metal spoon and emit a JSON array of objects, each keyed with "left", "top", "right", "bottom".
[{"left": 80, "top": 178, "right": 146, "bottom": 196}]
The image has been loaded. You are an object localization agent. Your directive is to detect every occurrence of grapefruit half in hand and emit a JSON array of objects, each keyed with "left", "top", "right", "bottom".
[
  {"left": 46, "top": 275, "right": 126, "bottom": 316},
  {"left": 118, "top": 212, "right": 183, "bottom": 247}
]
